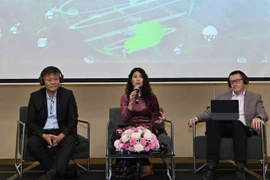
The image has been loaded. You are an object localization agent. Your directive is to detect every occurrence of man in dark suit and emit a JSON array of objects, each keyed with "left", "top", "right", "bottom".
[
  {"left": 188, "top": 70, "right": 268, "bottom": 180},
  {"left": 27, "top": 66, "right": 78, "bottom": 180}
]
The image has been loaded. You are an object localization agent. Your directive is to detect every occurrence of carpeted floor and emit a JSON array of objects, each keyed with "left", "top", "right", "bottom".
[{"left": 1, "top": 163, "right": 268, "bottom": 180}]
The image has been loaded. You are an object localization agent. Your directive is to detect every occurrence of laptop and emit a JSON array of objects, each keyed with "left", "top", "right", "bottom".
[{"left": 211, "top": 100, "right": 239, "bottom": 120}]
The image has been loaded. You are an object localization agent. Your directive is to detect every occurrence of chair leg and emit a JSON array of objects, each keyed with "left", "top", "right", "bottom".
[
  {"left": 193, "top": 157, "right": 196, "bottom": 174},
  {"left": 72, "top": 159, "right": 88, "bottom": 172},
  {"left": 87, "top": 158, "right": 90, "bottom": 173},
  {"left": 162, "top": 157, "right": 175, "bottom": 180},
  {"left": 106, "top": 157, "right": 109, "bottom": 180},
  {"left": 14, "top": 151, "right": 24, "bottom": 177},
  {"left": 11, "top": 161, "right": 40, "bottom": 180},
  {"left": 262, "top": 159, "right": 268, "bottom": 180},
  {"left": 106, "top": 157, "right": 113, "bottom": 180},
  {"left": 163, "top": 158, "right": 172, "bottom": 180},
  {"left": 228, "top": 160, "right": 264, "bottom": 180},
  {"left": 193, "top": 159, "right": 207, "bottom": 174},
  {"left": 14, "top": 161, "right": 22, "bottom": 178},
  {"left": 171, "top": 157, "right": 175, "bottom": 180}
]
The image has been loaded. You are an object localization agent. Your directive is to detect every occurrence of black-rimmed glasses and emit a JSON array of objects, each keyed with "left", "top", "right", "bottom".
[{"left": 229, "top": 79, "right": 243, "bottom": 85}]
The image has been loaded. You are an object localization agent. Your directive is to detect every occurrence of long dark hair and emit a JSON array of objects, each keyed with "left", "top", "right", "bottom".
[{"left": 125, "top": 67, "right": 152, "bottom": 103}]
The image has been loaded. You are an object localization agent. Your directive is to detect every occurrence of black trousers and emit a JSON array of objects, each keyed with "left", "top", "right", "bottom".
[
  {"left": 27, "top": 130, "right": 76, "bottom": 176},
  {"left": 206, "top": 120, "right": 254, "bottom": 164}
]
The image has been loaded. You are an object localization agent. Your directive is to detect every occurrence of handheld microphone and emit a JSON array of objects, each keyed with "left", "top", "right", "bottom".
[{"left": 134, "top": 86, "right": 140, "bottom": 104}]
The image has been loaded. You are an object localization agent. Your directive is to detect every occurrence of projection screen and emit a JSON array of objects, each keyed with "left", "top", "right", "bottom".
[{"left": 0, "top": 0, "right": 269, "bottom": 82}]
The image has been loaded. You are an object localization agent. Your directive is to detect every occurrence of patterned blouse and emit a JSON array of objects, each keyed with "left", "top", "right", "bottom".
[{"left": 120, "top": 93, "right": 160, "bottom": 130}]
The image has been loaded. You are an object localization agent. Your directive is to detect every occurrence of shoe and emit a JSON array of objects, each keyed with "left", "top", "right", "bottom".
[
  {"left": 62, "top": 169, "right": 79, "bottom": 179},
  {"left": 234, "top": 165, "right": 245, "bottom": 180},
  {"left": 39, "top": 169, "right": 56, "bottom": 180},
  {"left": 140, "top": 164, "right": 154, "bottom": 178},
  {"left": 201, "top": 162, "right": 216, "bottom": 180}
]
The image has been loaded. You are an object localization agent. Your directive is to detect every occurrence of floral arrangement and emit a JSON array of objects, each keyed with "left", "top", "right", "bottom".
[{"left": 114, "top": 126, "right": 160, "bottom": 153}]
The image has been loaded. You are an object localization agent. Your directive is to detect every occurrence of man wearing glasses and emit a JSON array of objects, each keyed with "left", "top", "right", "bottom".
[
  {"left": 26, "top": 66, "right": 79, "bottom": 180},
  {"left": 188, "top": 70, "right": 268, "bottom": 180}
]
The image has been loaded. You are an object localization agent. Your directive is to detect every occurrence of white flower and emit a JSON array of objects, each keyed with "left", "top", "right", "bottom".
[
  {"left": 131, "top": 132, "right": 141, "bottom": 140},
  {"left": 134, "top": 143, "right": 144, "bottom": 152},
  {"left": 144, "top": 128, "right": 151, "bottom": 134},
  {"left": 121, "top": 134, "right": 130, "bottom": 143},
  {"left": 114, "top": 139, "right": 120, "bottom": 150},
  {"left": 143, "top": 132, "right": 152, "bottom": 140}
]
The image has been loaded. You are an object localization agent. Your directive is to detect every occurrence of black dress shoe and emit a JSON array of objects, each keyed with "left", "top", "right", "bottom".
[
  {"left": 201, "top": 163, "right": 217, "bottom": 180},
  {"left": 39, "top": 175, "right": 50, "bottom": 180},
  {"left": 62, "top": 169, "right": 79, "bottom": 179},
  {"left": 39, "top": 169, "right": 56, "bottom": 180},
  {"left": 234, "top": 166, "right": 245, "bottom": 180}
]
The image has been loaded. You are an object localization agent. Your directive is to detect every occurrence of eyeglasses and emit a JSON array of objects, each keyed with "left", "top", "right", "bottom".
[
  {"left": 50, "top": 100, "right": 54, "bottom": 114},
  {"left": 229, "top": 79, "right": 243, "bottom": 85}
]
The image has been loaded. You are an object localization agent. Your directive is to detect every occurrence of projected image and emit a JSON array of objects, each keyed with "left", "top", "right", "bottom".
[
  {"left": 64, "top": 0, "right": 185, "bottom": 59},
  {"left": 0, "top": 0, "right": 269, "bottom": 79},
  {"left": 51, "top": 0, "right": 187, "bottom": 62}
]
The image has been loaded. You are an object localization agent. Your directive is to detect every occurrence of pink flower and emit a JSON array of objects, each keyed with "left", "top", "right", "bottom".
[
  {"left": 149, "top": 140, "right": 160, "bottom": 150},
  {"left": 150, "top": 141, "right": 158, "bottom": 150},
  {"left": 125, "top": 129, "right": 134, "bottom": 136},
  {"left": 140, "top": 138, "right": 147, "bottom": 146},
  {"left": 129, "top": 138, "right": 137, "bottom": 146},
  {"left": 122, "top": 143, "right": 128, "bottom": 149},
  {"left": 128, "top": 146, "right": 135, "bottom": 152},
  {"left": 152, "top": 134, "right": 157, "bottom": 141},
  {"left": 144, "top": 146, "right": 151, "bottom": 152}
]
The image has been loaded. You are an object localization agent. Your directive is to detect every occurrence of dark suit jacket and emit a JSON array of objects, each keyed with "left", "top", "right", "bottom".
[
  {"left": 196, "top": 90, "right": 269, "bottom": 127},
  {"left": 27, "top": 87, "right": 78, "bottom": 138}
]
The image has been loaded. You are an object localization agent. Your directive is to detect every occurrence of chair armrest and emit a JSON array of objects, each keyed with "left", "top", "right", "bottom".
[
  {"left": 260, "top": 123, "right": 266, "bottom": 136},
  {"left": 16, "top": 120, "right": 26, "bottom": 137},
  {"left": 164, "top": 120, "right": 172, "bottom": 123},
  {"left": 106, "top": 122, "right": 110, "bottom": 155},
  {"left": 260, "top": 123, "right": 267, "bottom": 159},
  {"left": 15, "top": 120, "right": 27, "bottom": 162},
  {"left": 17, "top": 120, "right": 26, "bottom": 127},
  {"left": 78, "top": 119, "right": 89, "bottom": 124},
  {"left": 192, "top": 120, "right": 205, "bottom": 138},
  {"left": 77, "top": 120, "right": 90, "bottom": 142},
  {"left": 163, "top": 120, "right": 175, "bottom": 154}
]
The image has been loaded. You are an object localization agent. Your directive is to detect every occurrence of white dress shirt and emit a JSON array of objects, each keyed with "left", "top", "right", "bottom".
[
  {"left": 43, "top": 91, "right": 59, "bottom": 129},
  {"left": 231, "top": 90, "right": 247, "bottom": 126}
]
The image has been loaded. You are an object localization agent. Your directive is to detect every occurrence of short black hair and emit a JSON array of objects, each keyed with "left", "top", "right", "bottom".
[{"left": 40, "top": 66, "right": 62, "bottom": 77}]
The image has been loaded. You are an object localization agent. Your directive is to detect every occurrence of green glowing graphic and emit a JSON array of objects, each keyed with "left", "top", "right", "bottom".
[
  {"left": 114, "top": 6, "right": 124, "bottom": 14},
  {"left": 188, "top": 0, "right": 196, "bottom": 16},
  {"left": 124, "top": 21, "right": 165, "bottom": 54}
]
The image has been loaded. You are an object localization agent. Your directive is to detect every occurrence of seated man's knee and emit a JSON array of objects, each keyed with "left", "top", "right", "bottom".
[
  {"left": 207, "top": 120, "right": 220, "bottom": 126},
  {"left": 232, "top": 121, "right": 244, "bottom": 126},
  {"left": 157, "top": 133, "right": 170, "bottom": 140},
  {"left": 157, "top": 134, "right": 172, "bottom": 151},
  {"left": 60, "top": 135, "right": 76, "bottom": 147},
  {"left": 231, "top": 121, "right": 246, "bottom": 131},
  {"left": 27, "top": 136, "right": 42, "bottom": 152}
]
